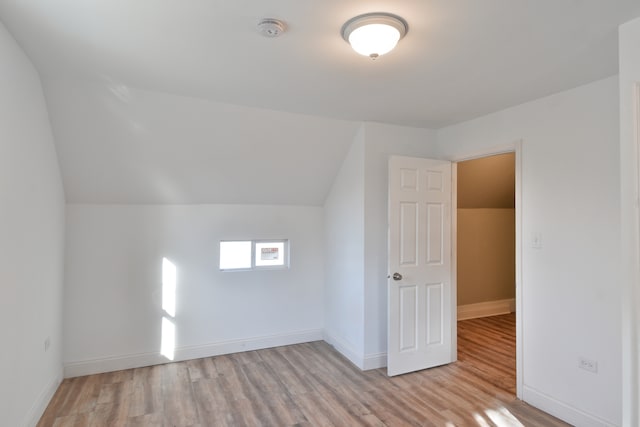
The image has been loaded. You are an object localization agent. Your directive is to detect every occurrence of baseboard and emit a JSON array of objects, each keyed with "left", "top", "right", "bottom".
[
  {"left": 64, "top": 329, "right": 323, "bottom": 378},
  {"left": 323, "top": 331, "right": 363, "bottom": 369},
  {"left": 24, "top": 369, "right": 62, "bottom": 427},
  {"left": 363, "top": 352, "right": 387, "bottom": 370},
  {"left": 323, "top": 330, "right": 365, "bottom": 370},
  {"left": 522, "top": 385, "right": 616, "bottom": 427},
  {"left": 457, "top": 298, "right": 515, "bottom": 321},
  {"left": 322, "top": 330, "right": 388, "bottom": 371}
]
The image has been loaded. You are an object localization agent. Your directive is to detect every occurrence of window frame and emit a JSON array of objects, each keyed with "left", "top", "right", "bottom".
[{"left": 219, "top": 239, "right": 289, "bottom": 271}]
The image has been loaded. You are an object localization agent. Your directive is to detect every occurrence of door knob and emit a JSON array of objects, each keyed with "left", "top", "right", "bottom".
[{"left": 392, "top": 272, "right": 403, "bottom": 281}]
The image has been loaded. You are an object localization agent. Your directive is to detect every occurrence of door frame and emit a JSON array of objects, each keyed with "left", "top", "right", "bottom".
[
  {"left": 622, "top": 83, "right": 640, "bottom": 426},
  {"left": 449, "top": 140, "right": 523, "bottom": 399}
]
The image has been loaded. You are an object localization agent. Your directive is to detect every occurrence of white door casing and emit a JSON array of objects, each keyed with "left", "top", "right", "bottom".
[
  {"left": 448, "top": 143, "right": 523, "bottom": 398},
  {"left": 388, "top": 156, "right": 455, "bottom": 377}
]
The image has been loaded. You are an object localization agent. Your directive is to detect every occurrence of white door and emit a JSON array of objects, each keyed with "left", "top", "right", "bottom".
[{"left": 387, "top": 156, "right": 455, "bottom": 376}]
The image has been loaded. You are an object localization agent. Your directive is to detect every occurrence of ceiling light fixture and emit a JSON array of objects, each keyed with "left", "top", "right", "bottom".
[{"left": 341, "top": 13, "right": 408, "bottom": 59}]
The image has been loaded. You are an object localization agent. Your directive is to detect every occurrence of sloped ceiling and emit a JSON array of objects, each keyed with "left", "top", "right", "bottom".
[
  {"left": 457, "top": 153, "right": 515, "bottom": 209},
  {"left": 44, "top": 78, "right": 361, "bottom": 204},
  {"left": 0, "top": 1, "right": 638, "bottom": 204}
]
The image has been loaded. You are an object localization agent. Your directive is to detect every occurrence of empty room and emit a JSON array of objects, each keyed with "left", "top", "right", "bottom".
[{"left": 2, "top": 1, "right": 640, "bottom": 426}]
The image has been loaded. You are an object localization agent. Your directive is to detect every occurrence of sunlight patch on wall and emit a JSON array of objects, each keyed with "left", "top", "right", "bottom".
[
  {"left": 161, "top": 317, "right": 175, "bottom": 361},
  {"left": 161, "top": 257, "right": 177, "bottom": 361},
  {"left": 162, "top": 257, "right": 177, "bottom": 317}
]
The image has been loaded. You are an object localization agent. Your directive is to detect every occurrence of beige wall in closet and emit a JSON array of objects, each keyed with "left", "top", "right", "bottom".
[{"left": 457, "top": 153, "right": 515, "bottom": 306}]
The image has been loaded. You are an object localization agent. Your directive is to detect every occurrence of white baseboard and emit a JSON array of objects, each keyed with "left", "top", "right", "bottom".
[
  {"left": 24, "top": 369, "right": 62, "bottom": 427},
  {"left": 323, "top": 330, "right": 364, "bottom": 370},
  {"left": 522, "top": 385, "right": 616, "bottom": 427},
  {"left": 64, "top": 329, "right": 323, "bottom": 378},
  {"left": 323, "top": 330, "right": 387, "bottom": 371},
  {"left": 363, "top": 352, "right": 387, "bottom": 370},
  {"left": 457, "top": 298, "right": 515, "bottom": 321}
]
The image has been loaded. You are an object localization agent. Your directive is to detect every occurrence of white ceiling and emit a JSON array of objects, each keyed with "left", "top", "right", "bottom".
[
  {"left": 2, "top": 0, "right": 638, "bottom": 128},
  {"left": 1, "top": 1, "right": 638, "bottom": 205}
]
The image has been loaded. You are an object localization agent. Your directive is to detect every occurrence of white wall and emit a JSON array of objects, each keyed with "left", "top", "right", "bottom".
[
  {"left": 64, "top": 204, "right": 324, "bottom": 376},
  {"left": 0, "top": 21, "right": 66, "bottom": 427},
  {"left": 362, "top": 123, "right": 438, "bottom": 362},
  {"left": 323, "top": 126, "right": 366, "bottom": 366},
  {"left": 438, "top": 76, "right": 621, "bottom": 426},
  {"left": 323, "top": 122, "right": 438, "bottom": 369},
  {"left": 619, "top": 16, "right": 640, "bottom": 427}
]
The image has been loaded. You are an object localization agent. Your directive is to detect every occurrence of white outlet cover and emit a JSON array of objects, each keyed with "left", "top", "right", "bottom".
[{"left": 578, "top": 357, "right": 598, "bottom": 373}]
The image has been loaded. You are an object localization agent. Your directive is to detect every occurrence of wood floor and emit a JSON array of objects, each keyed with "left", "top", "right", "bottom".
[{"left": 38, "top": 314, "right": 569, "bottom": 426}]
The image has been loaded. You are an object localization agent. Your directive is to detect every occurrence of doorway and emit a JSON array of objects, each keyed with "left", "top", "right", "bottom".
[
  {"left": 385, "top": 145, "right": 523, "bottom": 394},
  {"left": 453, "top": 147, "right": 522, "bottom": 397},
  {"left": 456, "top": 153, "right": 516, "bottom": 319}
]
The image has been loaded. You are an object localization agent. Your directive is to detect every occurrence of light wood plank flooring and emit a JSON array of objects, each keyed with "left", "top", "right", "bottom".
[{"left": 38, "top": 314, "right": 569, "bottom": 426}]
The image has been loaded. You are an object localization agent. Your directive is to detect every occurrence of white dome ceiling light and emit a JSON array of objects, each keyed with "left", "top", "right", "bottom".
[
  {"left": 257, "top": 19, "right": 286, "bottom": 37},
  {"left": 341, "top": 13, "right": 408, "bottom": 59}
]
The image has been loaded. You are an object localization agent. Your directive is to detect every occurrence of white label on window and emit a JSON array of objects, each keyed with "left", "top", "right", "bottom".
[{"left": 261, "top": 247, "right": 279, "bottom": 260}]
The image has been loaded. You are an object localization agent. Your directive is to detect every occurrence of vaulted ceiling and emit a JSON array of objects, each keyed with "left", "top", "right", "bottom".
[{"left": 1, "top": 1, "right": 638, "bottom": 204}]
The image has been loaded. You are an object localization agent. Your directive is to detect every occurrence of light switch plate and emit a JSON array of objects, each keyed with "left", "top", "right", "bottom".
[{"left": 532, "top": 232, "right": 542, "bottom": 249}]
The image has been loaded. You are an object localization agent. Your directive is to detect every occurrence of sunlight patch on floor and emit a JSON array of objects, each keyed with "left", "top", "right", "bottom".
[
  {"left": 473, "top": 412, "right": 492, "bottom": 426},
  {"left": 486, "top": 407, "right": 525, "bottom": 426},
  {"left": 444, "top": 406, "right": 525, "bottom": 426}
]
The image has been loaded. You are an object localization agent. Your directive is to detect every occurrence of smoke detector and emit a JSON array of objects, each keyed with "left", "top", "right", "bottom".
[{"left": 258, "top": 19, "right": 286, "bottom": 37}]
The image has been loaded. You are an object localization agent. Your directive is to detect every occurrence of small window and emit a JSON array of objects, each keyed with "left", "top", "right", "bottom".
[
  {"left": 219, "top": 240, "right": 289, "bottom": 271},
  {"left": 219, "top": 241, "right": 252, "bottom": 270}
]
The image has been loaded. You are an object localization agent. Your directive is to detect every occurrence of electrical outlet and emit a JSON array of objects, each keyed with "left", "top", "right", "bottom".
[
  {"left": 578, "top": 357, "right": 597, "bottom": 373},
  {"left": 44, "top": 337, "right": 50, "bottom": 352}
]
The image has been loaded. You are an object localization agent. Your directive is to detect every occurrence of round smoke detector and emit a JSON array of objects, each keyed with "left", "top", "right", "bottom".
[{"left": 258, "top": 19, "right": 286, "bottom": 37}]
